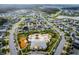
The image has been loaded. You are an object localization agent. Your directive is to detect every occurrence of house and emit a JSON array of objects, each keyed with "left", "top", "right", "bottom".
[
  {"left": 0, "top": 26, "right": 7, "bottom": 32},
  {"left": 28, "top": 34, "right": 51, "bottom": 50},
  {"left": 0, "top": 32, "right": 4, "bottom": 39}
]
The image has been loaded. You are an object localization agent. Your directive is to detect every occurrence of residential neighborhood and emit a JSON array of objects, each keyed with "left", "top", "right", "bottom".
[{"left": 0, "top": 4, "right": 79, "bottom": 55}]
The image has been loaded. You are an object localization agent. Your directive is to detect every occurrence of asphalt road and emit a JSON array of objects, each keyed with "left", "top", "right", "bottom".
[
  {"left": 54, "top": 32, "right": 66, "bottom": 55},
  {"left": 9, "top": 18, "right": 25, "bottom": 55},
  {"left": 9, "top": 31, "right": 17, "bottom": 55}
]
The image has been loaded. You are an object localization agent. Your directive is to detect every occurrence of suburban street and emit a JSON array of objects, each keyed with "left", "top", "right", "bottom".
[
  {"left": 54, "top": 32, "right": 66, "bottom": 55},
  {"left": 0, "top": 4, "right": 79, "bottom": 55},
  {"left": 9, "top": 18, "right": 25, "bottom": 55}
]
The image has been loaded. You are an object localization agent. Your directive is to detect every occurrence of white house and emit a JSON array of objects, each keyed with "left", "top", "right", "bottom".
[{"left": 28, "top": 34, "right": 51, "bottom": 50}]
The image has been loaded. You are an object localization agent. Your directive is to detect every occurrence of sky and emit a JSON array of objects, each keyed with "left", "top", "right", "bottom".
[{"left": 0, "top": 4, "right": 79, "bottom": 9}]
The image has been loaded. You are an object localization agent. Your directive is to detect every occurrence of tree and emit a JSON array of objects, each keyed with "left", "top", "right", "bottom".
[
  {"left": 2, "top": 48, "right": 6, "bottom": 54},
  {"left": 2, "top": 40, "right": 9, "bottom": 46},
  {"left": 5, "top": 32, "right": 10, "bottom": 36},
  {"left": 77, "top": 32, "right": 79, "bottom": 36},
  {"left": 0, "top": 17, "right": 8, "bottom": 26},
  {"left": 6, "top": 48, "right": 10, "bottom": 52}
]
